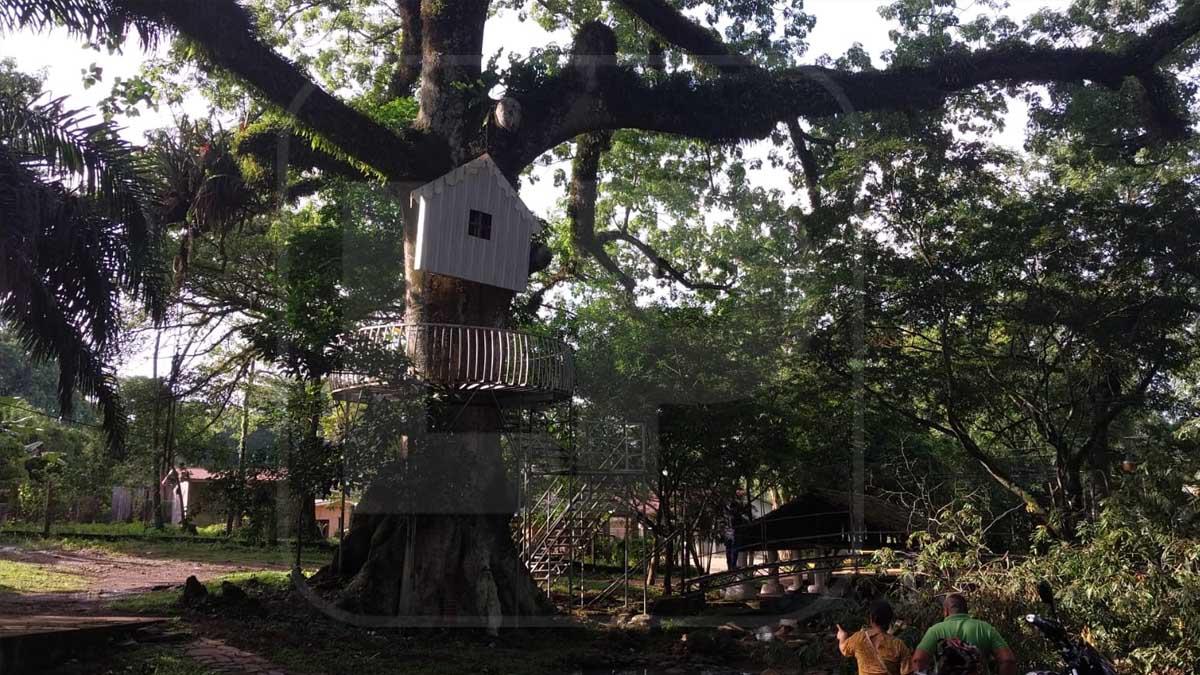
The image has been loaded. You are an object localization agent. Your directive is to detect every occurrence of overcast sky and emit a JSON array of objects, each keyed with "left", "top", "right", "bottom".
[{"left": 0, "top": 0, "right": 1067, "bottom": 377}]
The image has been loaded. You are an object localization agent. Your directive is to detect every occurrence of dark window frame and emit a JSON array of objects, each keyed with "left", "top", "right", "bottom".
[{"left": 467, "top": 209, "right": 493, "bottom": 240}]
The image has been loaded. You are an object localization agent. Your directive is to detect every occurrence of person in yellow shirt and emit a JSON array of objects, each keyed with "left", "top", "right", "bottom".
[{"left": 837, "top": 600, "right": 914, "bottom": 675}]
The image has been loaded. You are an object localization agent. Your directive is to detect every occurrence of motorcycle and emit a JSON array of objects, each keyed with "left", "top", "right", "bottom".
[{"left": 1023, "top": 580, "right": 1117, "bottom": 675}]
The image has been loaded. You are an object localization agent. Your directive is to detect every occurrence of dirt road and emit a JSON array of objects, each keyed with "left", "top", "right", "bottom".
[{"left": 0, "top": 543, "right": 288, "bottom": 615}]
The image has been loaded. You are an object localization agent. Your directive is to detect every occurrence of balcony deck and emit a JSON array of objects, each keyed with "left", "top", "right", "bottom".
[{"left": 329, "top": 322, "right": 574, "bottom": 405}]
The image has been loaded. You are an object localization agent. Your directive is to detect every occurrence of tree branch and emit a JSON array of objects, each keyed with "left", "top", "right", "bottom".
[
  {"left": 786, "top": 118, "right": 823, "bottom": 209},
  {"left": 235, "top": 126, "right": 367, "bottom": 181},
  {"left": 517, "top": 269, "right": 572, "bottom": 317},
  {"left": 501, "top": 2, "right": 1200, "bottom": 170},
  {"left": 613, "top": 1, "right": 827, "bottom": 211},
  {"left": 567, "top": 131, "right": 636, "bottom": 294},
  {"left": 596, "top": 229, "right": 734, "bottom": 292},
  {"left": 120, "top": 0, "right": 450, "bottom": 180},
  {"left": 385, "top": 0, "right": 422, "bottom": 98},
  {"left": 612, "top": 0, "right": 753, "bottom": 74},
  {"left": 567, "top": 129, "right": 733, "bottom": 294}
]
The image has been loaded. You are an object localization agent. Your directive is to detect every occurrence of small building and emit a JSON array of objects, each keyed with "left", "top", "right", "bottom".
[
  {"left": 314, "top": 498, "right": 355, "bottom": 538},
  {"left": 161, "top": 466, "right": 293, "bottom": 534},
  {"left": 734, "top": 489, "right": 911, "bottom": 552},
  {"left": 411, "top": 154, "right": 541, "bottom": 292}
]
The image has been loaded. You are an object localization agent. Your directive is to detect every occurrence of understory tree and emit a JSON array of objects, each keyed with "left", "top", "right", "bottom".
[
  {"left": 4, "top": 0, "right": 1199, "bottom": 623},
  {"left": 0, "top": 57, "right": 165, "bottom": 451}
]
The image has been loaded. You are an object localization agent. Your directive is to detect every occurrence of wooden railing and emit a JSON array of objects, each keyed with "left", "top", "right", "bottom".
[{"left": 329, "top": 322, "right": 574, "bottom": 401}]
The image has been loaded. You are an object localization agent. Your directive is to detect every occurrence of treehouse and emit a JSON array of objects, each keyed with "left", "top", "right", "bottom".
[
  {"left": 330, "top": 156, "right": 572, "bottom": 405},
  {"left": 411, "top": 154, "right": 540, "bottom": 293},
  {"left": 329, "top": 322, "right": 575, "bottom": 405}
]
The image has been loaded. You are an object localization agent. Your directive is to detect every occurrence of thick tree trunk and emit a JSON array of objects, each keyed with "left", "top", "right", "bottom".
[
  {"left": 314, "top": 0, "right": 553, "bottom": 626},
  {"left": 329, "top": 406, "right": 550, "bottom": 625},
  {"left": 1054, "top": 452, "right": 1087, "bottom": 537},
  {"left": 321, "top": 181, "right": 550, "bottom": 624}
]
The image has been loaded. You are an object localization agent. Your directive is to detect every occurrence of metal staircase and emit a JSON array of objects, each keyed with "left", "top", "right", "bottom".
[{"left": 505, "top": 415, "right": 647, "bottom": 594}]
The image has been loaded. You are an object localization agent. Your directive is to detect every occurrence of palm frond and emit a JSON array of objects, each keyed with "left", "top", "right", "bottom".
[
  {"left": 0, "top": 144, "right": 128, "bottom": 455},
  {"left": 0, "top": 94, "right": 167, "bottom": 321},
  {"left": 0, "top": 0, "right": 161, "bottom": 48}
]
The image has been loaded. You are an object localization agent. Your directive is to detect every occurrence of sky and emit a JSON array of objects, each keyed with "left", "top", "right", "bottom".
[{"left": 0, "top": 0, "right": 1068, "bottom": 376}]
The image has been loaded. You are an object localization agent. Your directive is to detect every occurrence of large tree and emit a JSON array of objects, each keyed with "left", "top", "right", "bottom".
[{"left": 5, "top": 0, "right": 1199, "bottom": 622}]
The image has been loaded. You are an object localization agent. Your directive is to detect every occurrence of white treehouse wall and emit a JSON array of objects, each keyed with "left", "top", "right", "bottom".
[{"left": 412, "top": 155, "right": 540, "bottom": 292}]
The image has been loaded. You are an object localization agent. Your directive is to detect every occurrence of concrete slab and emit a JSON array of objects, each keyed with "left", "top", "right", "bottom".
[{"left": 0, "top": 615, "right": 168, "bottom": 675}]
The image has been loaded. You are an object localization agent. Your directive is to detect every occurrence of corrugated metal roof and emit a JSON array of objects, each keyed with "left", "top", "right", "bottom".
[
  {"left": 173, "top": 467, "right": 284, "bottom": 482},
  {"left": 411, "top": 154, "right": 541, "bottom": 232}
]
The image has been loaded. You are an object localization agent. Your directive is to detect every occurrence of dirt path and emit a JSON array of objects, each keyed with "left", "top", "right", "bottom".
[{"left": 0, "top": 543, "right": 288, "bottom": 615}]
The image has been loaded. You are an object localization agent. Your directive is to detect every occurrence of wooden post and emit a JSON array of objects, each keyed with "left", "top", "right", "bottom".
[
  {"left": 41, "top": 475, "right": 52, "bottom": 537},
  {"left": 295, "top": 495, "right": 303, "bottom": 570},
  {"left": 623, "top": 516, "right": 629, "bottom": 608},
  {"left": 339, "top": 472, "right": 347, "bottom": 567},
  {"left": 642, "top": 547, "right": 648, "bottom": 616}
]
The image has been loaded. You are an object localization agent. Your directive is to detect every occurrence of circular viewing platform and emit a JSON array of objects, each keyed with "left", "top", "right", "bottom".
[{"left": 329, "top": 322, "right": 575, "bottom": 406}]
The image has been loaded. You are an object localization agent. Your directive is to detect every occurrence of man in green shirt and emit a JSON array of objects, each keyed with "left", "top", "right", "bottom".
[{"left": 911, "top": 593, "right": 1017, "bottom": 675}]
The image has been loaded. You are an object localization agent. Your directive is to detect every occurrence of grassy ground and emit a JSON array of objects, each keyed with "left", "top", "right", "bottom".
[
  {"left": 1, "top": 521, "right": 229, "bottom": 538},
  {"left": 2, "top": 528, "right": 850, "bottom": 674},
  {"left": 108, "top": 571, "right": 295, "bottom": 614},
  {"left": 0, "top": 559, "right": 86, "bottom": 593},
  {"left": 1, "top": 532, "right": 329, "bottom": 569},
  {"left": 54, "top": 536, "right": 329, "bottom": 568}
]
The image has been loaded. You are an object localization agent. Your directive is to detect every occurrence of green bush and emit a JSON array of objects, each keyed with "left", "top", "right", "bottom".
[
  {"left": 587, "top": 534, "right": 654, "bottom": 566},
  {"left": 0, "top": 520, "right": 225, "bottom": 538},
  {"left": 880, "top": 490, "right": 1200, "bottom": 675}
]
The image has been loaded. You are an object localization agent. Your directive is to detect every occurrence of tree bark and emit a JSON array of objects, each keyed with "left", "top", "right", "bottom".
[
  {"left": 323, "top": 177, "right": 549, "bottom": 621},
  {"left": 315, "top": 0, "right": 550, "bottom": 622},
  {"left": 227, "top": 360, "right": 254, "bottom": 534},
  {"left": 150, "top": 329, "right": 165, "bottom": 529},
  {"left": 329, "top": 405, "right": 550, "bottom": 625}
]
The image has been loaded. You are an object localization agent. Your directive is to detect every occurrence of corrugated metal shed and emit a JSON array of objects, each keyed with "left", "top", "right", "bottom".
[{"left": 411, "top": 154, "right": 541, "bottom": 292}]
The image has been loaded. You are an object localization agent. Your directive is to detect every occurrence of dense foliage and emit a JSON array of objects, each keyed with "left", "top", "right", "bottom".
[{"left": 0, "top": 0, "right": 1198, "bottom": 659}]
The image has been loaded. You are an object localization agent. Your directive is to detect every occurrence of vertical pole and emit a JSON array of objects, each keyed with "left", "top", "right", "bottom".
[
  {"left": 150, "top": 329, "right": 165, "bottom": 530},
  {"left": 567, "top": 475, "right": 573, "bottom": 603},
  {"left": 295, "top": 489, "right": 303, "bottom": 570},
  {"left": 578, "top": 485, "right": 583, "bottom": 607},
  {"left": 229, "top": 360, "right": 255, "bottom": 535},
  {"left": 623, "top": 515, "right": 629, "bottom": 609},
  {"left": 42, "top": 475, "right": 52, "bottom": 537},
  {"left": 642, "top": 542, "right": 648, "bottom": 617},
  {"left": 679, "top": 496, "right": 686, "bottom": 593},
  {"left": 339, "top": 458, "right": 347, "bottom": 569}
]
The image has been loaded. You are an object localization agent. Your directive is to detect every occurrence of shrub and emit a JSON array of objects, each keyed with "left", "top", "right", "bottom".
[{"left": 880, "top": 489, "right": 1200, "bottom": 675}]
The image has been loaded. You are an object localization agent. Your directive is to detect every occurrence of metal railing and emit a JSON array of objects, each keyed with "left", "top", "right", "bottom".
[
  {"left": 330, "top": 322, "right": 574, "bottom": 400},
  {"left": 515, "top": 422, "right": 650, "bottom": 593}
]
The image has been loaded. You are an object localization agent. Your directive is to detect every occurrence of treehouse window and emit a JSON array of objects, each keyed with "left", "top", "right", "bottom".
[{"left": 467, "top": 209, "right": 493, "bottom": 240}]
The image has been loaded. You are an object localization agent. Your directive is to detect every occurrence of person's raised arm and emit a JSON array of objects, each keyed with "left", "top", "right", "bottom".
[{"left": 836, "top": 624, "right": 852, "bottom": 656}]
